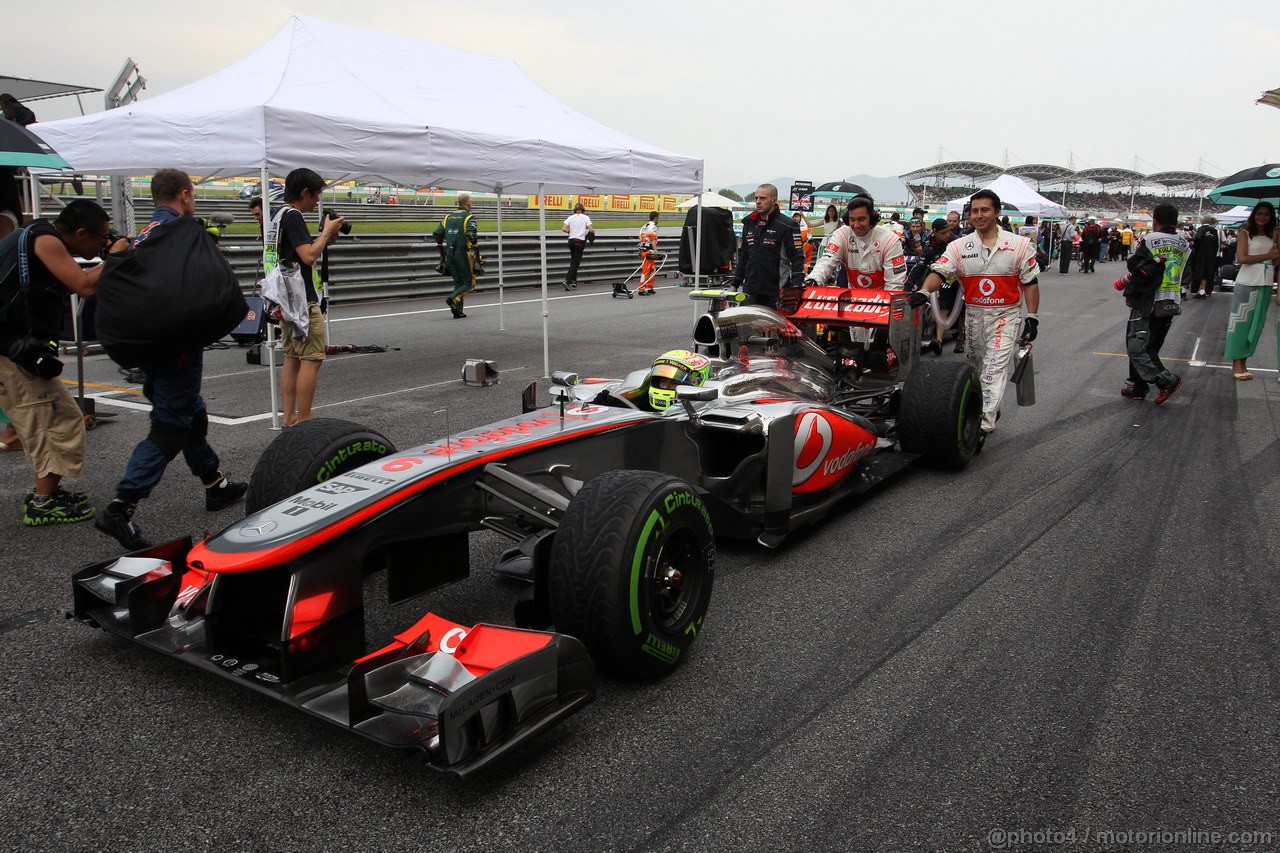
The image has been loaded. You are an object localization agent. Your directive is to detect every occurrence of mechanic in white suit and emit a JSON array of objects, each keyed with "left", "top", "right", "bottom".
[
  {"left": 911, "top": 188, "right": 1040, "bottom": 441},
  {"left": 805, "top": 195, "right": 907, "bottom": 290}
]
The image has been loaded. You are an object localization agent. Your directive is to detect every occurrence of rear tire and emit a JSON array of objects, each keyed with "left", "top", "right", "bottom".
[
  {"left": 245, "top": 418, "right": 396, "bottom": 513},
  {"left": 548, "top": 470, "right": 715, "bottom": 678},
  {"left": 899, "top": 361, "right": 981, "bottom": 470}
]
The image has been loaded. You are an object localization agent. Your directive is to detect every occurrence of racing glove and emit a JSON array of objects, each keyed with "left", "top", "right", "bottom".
[
  {"left": 907, "top": 290, "right": 930, "bottom": 308},
  {"left": 1021, "top": 316, "right": 1039, "bottom": 342}
]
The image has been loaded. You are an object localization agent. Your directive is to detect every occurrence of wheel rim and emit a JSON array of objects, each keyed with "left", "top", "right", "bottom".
[{"left": 648, "top": 527, "right": 706, "bottom": 633}]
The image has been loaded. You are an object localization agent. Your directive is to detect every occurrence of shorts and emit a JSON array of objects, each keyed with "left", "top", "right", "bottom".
[
  {"left": 0, "top": 355, "right": 86, "bottom": 478},
  {"left": 282, "top": 304, "right": 327, "bottom": 361}
]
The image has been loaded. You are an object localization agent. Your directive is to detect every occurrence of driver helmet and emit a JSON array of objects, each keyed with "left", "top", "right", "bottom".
[{"left": 648, "top": 349, "right": 711, "bottom": 411}]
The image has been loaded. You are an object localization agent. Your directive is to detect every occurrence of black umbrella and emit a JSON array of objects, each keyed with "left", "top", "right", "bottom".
[
  {"left": 1207, "top": 164, "right": 1280, "bottom": 206},
  {"left": 813, "top": 181, "right": 870, "bottom": 197},
  {"left": 0, "top": 120, "right": 69, "bottom": 169}
]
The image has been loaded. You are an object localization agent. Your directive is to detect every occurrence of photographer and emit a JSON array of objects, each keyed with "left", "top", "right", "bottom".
[
  {"left": 0, "top": 200, "right": 111, "bottom": 527},
  {"left": 95, "top": 170, "right": 248, "bottom": 551},
  {"left": 270, "top": 168, "right": 345, "bottom": 424}
]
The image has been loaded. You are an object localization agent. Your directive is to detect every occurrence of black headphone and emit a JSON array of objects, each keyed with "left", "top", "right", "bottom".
[{"left": 846, "top": 194, "right": 880, "bottom": 226}]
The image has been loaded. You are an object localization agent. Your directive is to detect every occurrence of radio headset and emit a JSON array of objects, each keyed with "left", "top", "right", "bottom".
[{"left": 846, "top": 194, "right": 880, "bottom": 226}]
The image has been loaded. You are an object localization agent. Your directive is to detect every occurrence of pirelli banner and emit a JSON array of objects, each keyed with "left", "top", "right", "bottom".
[{"left": 527, "top": 194, "right": 690, "bottom": 213}]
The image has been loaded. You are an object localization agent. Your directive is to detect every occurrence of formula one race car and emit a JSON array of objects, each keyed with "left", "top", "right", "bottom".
[{"left": 71, "top": 284, "right": 981, "bottom": 779}]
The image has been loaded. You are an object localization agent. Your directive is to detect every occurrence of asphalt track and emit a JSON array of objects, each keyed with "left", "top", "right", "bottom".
[{"left": 2, "top": 263, "right": 1278, "bottom": 852}]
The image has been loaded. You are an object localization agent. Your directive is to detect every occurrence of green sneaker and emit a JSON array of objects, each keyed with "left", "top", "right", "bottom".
[{"left": 24, "top": 492, "right": 96, "bottom": 526}]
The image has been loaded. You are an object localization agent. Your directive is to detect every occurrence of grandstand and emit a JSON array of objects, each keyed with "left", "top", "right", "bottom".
[{"left": 900, "top": 160, "right": 1230, "bottom": 218}]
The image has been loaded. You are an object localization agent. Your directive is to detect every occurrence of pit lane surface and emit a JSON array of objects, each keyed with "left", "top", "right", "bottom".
[{"left": 2, "top": 268, "right": 1277, "bottom": 851}]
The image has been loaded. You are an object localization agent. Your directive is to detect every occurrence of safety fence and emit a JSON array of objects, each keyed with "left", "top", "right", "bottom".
[{"left": 221, "top": 232, "right": 686, "bottom": 302}]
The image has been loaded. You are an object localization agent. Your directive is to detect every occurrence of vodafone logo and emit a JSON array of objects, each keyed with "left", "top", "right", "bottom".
[
  {"left": 978, "top": 277, "right": 997, "bottom": 297},
  {"left": 439, "top": 627, "right": 468, "bottom": 655},
  {"left": 793, "top": 412, "right": 832, "bottom": 485},
  {"left": 856, "top": 274, "right": 874, "bottom": 288}
]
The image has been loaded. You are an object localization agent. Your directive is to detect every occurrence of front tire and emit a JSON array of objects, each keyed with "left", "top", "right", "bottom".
[
  {"left": 898, "top": 361, "right": 981, "bottom": 470},
  {"left": 548, "top": 470, "right": 715, "bottom": 678},
  {"left": 245, "top": 418, "right": 396, "bottom": 513}
]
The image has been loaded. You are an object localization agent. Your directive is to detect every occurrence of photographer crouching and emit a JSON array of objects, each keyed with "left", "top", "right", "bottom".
[{"left": 0, "top": 200, "right": 116, "bottom": 527}]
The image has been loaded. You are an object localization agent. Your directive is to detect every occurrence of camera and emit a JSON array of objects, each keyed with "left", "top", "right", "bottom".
[
  {"left": 7, "top": 336, "right": 63, "bottom": 380},
  {"left": 323, "top": 209, "right": 352, "bottom": 235}
]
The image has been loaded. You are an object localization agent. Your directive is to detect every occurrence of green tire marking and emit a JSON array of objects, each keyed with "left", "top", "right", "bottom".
[{"left": 630, "top": 509, "right": 662, "bottom": 635}]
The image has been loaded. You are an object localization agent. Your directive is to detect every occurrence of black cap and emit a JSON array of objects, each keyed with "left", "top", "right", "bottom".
[{"left": 931, "top": 218, "right": 949, "bottom": 231}]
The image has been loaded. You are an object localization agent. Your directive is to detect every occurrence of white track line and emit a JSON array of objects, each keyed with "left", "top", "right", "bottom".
[{"left": 87, "top": 367, "right": 529, "bottom": 425}]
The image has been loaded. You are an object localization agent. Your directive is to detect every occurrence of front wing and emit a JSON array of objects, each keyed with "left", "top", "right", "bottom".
[{"left": 71, "top": 537, "right": 594, "bottom": 780}]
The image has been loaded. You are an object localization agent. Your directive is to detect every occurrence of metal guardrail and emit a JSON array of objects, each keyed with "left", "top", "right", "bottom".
[{"left": 222, "top": 232, "right": 685, "bottom": 302}]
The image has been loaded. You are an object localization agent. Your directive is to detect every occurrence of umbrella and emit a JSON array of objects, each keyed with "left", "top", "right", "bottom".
[
  {"left": 1207, "top": 164, "right": 1280, "bottom": 207},
  {"left": 678, "top": 191, "right": 746, "bottom": 209},
  {"left": 0, "top": 121, "right": 69, "bottom": 169},
  {"left": 813, "top": 181, "right": 870, "bottom": 198}
]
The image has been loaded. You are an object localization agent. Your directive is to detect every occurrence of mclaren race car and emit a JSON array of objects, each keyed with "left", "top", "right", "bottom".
[{"left": 72, "top": 285, "right": 981, "bottom": 779}]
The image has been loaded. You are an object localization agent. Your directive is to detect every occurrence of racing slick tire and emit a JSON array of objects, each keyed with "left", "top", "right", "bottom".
[
  {"left": 898, "top": 361, "right": 981, "bottom": 471},
  {"left": 548, "top": 470, "right": 714, "bottom": 679},
  {"left": 245, "top": 418, "right": 397, "bottom": 514}
]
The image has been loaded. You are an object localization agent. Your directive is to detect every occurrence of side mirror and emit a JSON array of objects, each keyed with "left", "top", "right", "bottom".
[
  {"left": 677, "top": 386, "right": 718, "bottom": 402},
  {"left": 551, "top": 371, "right": 579, "bottom": 387},
  {"left": 521, "top": 381, "right": 538, "bottom": 414},
  {"left": 677, "top": 384, "right": 717, "bottom": 420}
]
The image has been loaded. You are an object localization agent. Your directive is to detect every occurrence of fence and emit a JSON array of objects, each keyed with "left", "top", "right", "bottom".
[{"left": 222, "top": 232, "right": 685, "bottom": 302}]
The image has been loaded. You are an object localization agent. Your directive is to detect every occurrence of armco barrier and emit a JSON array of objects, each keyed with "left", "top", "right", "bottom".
[{"left": 222, "top": 232, "right": 687, "bottom": 303}]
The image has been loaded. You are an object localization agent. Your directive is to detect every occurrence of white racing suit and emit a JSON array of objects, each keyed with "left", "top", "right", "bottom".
[
  {"left": 807, "top": 223, "right": 907, "bottom": 290},
  {"left": 931, "top": 230, "right": 1039, "bottom": 432}
]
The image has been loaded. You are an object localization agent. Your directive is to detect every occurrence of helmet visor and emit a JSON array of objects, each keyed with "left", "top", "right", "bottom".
[{"left": 651, "top": 363, "right": 692, "bottom": 391}]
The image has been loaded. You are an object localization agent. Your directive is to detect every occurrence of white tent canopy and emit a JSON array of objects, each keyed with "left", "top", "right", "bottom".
[
  {"left": 1217, "top": 205, "right": 1252, "bottom": 225},
  {"left": 29, "top": 16, "right": 702, "bottom": 194},
  {"left": 677, "top": 191, "right": 746, "bottom": 209},
  {"left": 28, "top": 16, "right": 704, "bottom": 425},
  {"left": 945, "top": 174, "right": 1068, "bottom": 219}
]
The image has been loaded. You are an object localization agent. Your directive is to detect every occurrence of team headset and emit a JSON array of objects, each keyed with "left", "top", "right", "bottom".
[{"left": 845, "top": 195, "right": 880, "bottom": 226}]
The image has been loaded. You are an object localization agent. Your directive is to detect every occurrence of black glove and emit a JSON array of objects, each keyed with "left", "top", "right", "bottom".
[
  {"left": 1021, "top": 316, "right": 1039, "bottom": 342},
  {"left": 907, "top": 290, "right": 930, "bottom": 308}
]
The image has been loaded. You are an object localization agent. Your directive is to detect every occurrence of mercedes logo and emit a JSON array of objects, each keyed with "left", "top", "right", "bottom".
[{"left": 240, "top": 520, "right": 278, "bottom": 537}]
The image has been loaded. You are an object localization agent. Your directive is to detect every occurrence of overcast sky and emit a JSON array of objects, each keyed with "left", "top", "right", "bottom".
[{"left": 10, "top": 0, "right": 1279, "bottom": 187}]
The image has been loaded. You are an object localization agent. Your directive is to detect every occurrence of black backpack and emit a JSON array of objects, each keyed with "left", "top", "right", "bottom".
[{"left": 96, "top": 216, "right": 247, "bottom": 367}]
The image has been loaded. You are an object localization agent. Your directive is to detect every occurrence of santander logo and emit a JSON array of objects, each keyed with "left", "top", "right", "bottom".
[{"left": 793, "top": 412, "right": 832, "bottom": 485}]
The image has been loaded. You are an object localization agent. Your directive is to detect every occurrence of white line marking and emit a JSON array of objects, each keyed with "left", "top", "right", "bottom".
[
  {"left": 331, "top": 287, "right": 669, "bottom": 324},
  {"left": 87, "top": 367, "right": 530, "bottom": 425},
  {"left": 1189, "top": 337, "right": 1201, "bottom": 365}
]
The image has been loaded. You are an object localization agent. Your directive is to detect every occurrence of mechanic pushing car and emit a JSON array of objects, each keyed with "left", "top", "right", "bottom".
[
  {"left": 805, "top": 194, "right": 907, "bottom": 291},
  {"left": 645, "top": 349, "right": 711, "bottom": 412},
  {"left": 911, "top": 188, "right": 1040, "bottom": 442}
]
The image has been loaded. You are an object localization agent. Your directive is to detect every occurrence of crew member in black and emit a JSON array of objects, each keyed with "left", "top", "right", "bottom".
[{"left": 731, "top": 183, "right": 804, "bottom": 309}]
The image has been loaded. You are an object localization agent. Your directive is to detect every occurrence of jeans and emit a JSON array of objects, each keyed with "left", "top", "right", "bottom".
[{"left": 115, "top": 348, "right": 219, "bottom": 502}]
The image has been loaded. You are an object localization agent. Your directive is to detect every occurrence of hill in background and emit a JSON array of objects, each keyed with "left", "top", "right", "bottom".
[{"left": 722, "top": 174, "right": 910, "bottom": 205}]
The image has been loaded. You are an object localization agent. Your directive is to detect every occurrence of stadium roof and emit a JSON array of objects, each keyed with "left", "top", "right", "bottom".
[
  {"left": 1005, "top": 163, "right": 1075, "bottom": 182},
  {"left": 1075, "top": 167, "right": 1145, "bottom": 185},
  {"left": 900, "top": 161, "right": 1003, "bottom": 182},
  {"left": 901, "top": 162, "right": 1222, "bottom": 191},
  {"left": 1147, "top": 170, "right": 1216, "bottom": 189}
]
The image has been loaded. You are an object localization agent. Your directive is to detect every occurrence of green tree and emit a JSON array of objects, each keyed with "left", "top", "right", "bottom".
[{"left": 717, "top": 188, "right": 744, "bottom": 202}]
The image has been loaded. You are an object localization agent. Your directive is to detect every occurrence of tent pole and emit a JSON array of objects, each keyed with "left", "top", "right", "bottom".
[
  {"left": 263, "top": 165, "right": 281, "bottom": 430},
  {"left": 538, "top": 184, "right": 549, "bottom": 378},
  {"left": 496, "top": 187, "right": 505, "bottom": 331},
  {"left": 695, "top": 190, "right": 704, "bottom": 296}
]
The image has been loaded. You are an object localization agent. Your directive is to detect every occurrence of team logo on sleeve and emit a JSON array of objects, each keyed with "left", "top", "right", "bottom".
[{"left": 826, "top": 243, "right": 840, "bottom": 254}]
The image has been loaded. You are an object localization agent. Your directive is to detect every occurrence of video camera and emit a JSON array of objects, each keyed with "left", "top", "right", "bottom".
[{"left": 323, "top": 209, "right": 353, "bottom": 235}]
